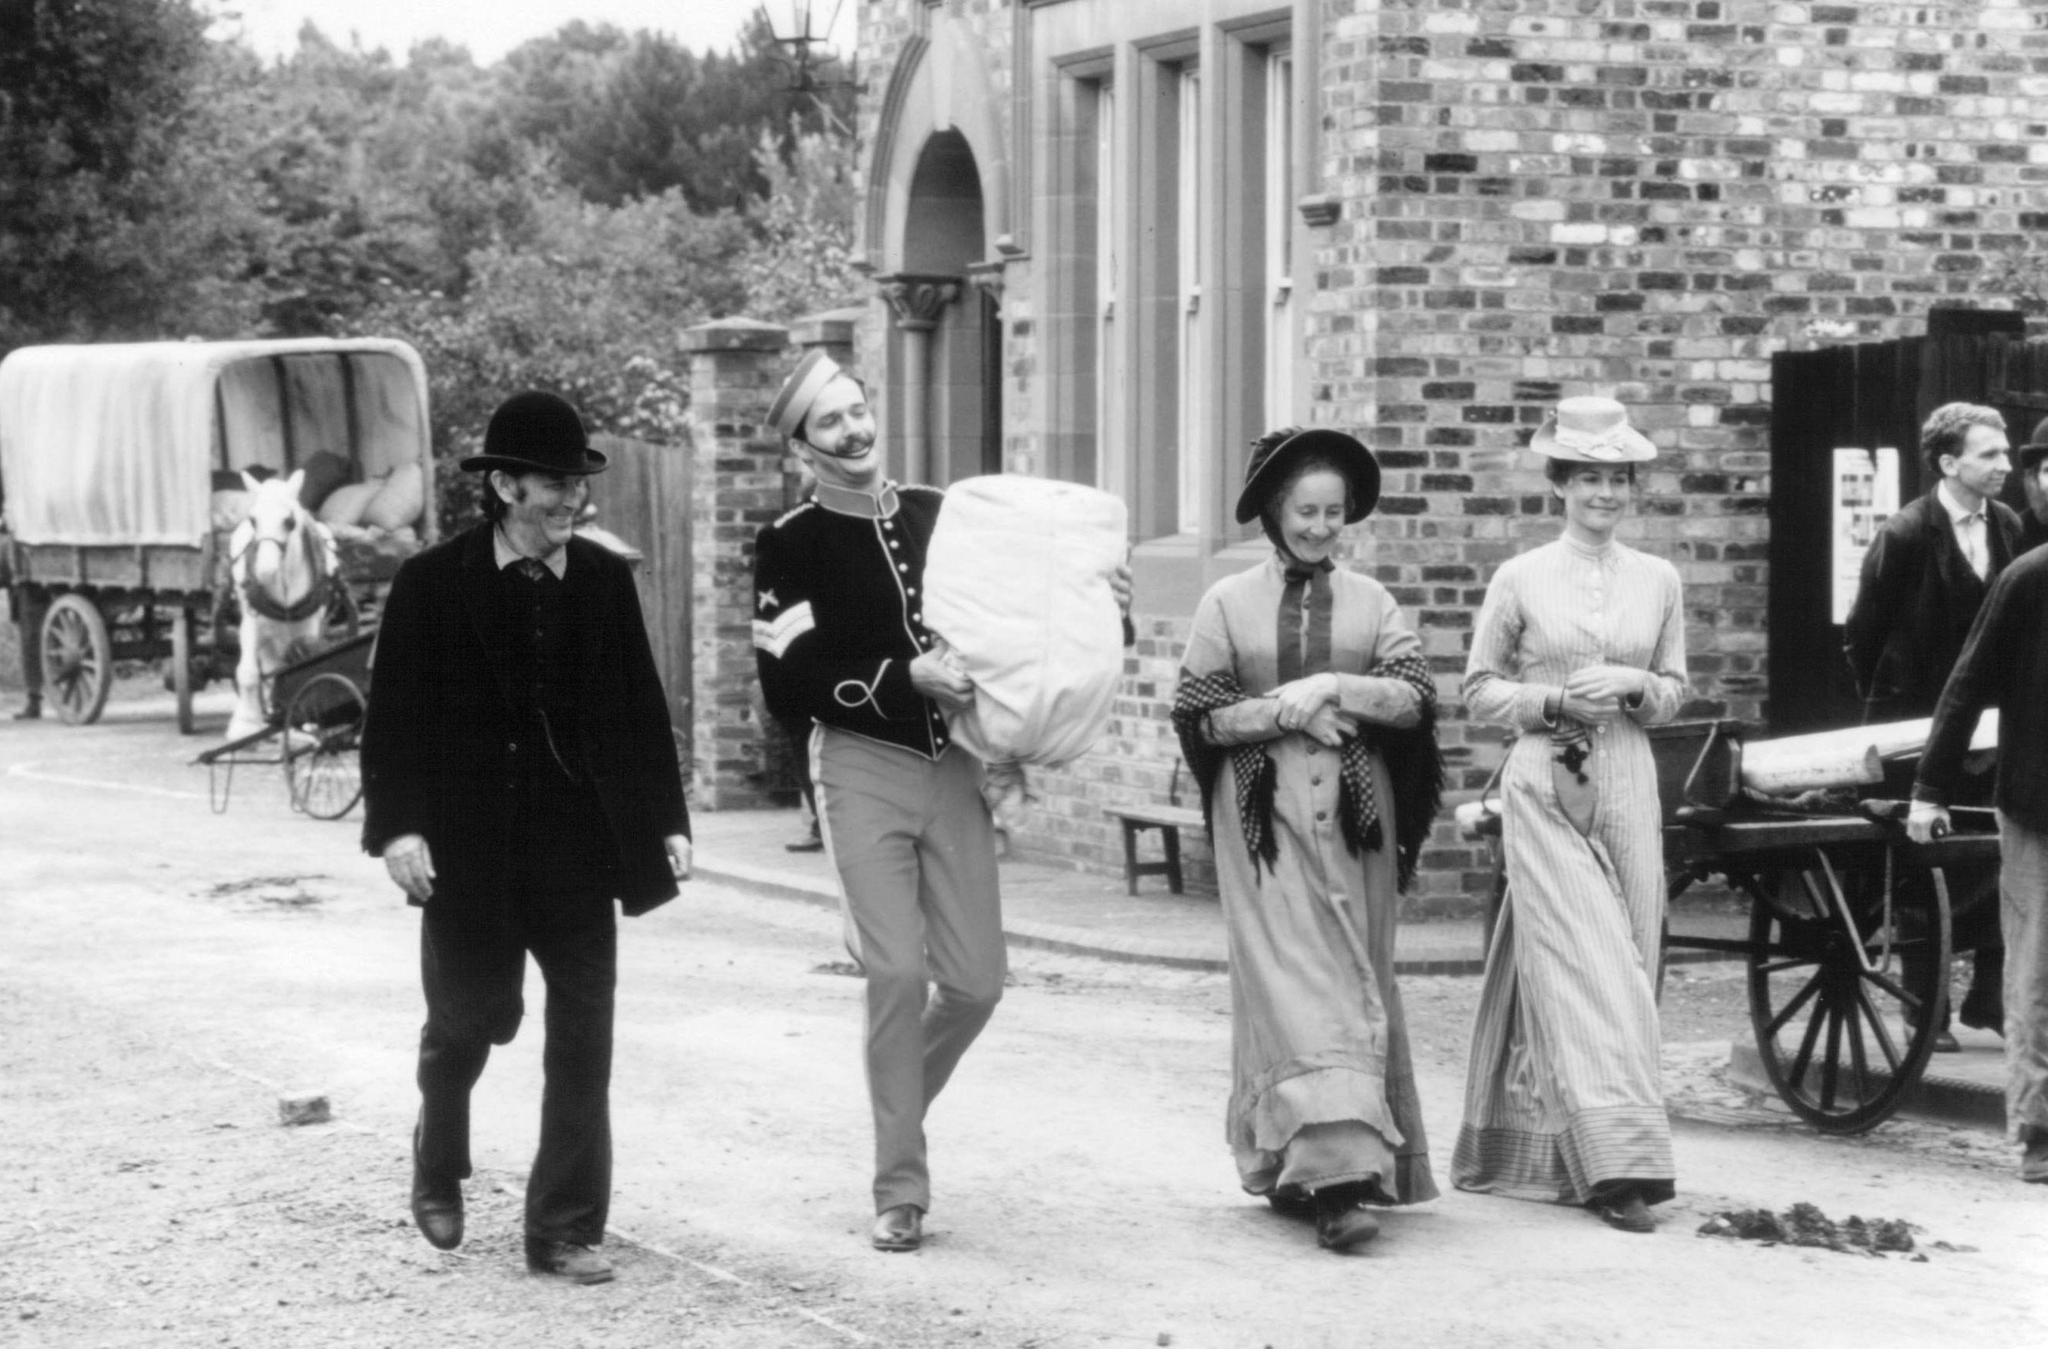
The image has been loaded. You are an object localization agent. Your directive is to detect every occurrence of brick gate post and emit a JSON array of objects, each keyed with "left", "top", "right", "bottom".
[{"left": 680, "top": 317, "right": 790, "bottom": 809}]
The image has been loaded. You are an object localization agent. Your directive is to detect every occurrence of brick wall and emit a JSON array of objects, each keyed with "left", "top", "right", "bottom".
[
  {"left": 680, "top": 318, "right": 794, "bottom": 809},
  {"left": 843, "top": 0, "right": 2047, "bottom": 913}
]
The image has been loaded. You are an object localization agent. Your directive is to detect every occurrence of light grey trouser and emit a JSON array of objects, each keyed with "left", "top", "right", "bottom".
[
  {"left": 1997, "top": 811, "right": 2048, "bottom": 1143},
  {"left": 813, "top": 727, "right": 1005, "bottom": 1213}
]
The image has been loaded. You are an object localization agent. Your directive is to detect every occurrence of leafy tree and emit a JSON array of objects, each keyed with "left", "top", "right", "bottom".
[
  {"left": 488, "top": 10, "right": 853, "bottom": 213},
  {"left": 737, "top": 123, "right": 863, "bottom": 324},
  {"left": 224, "top": 26, "right": 528, "bottom": 335},
  {"left": 0, "top": 0, "right": 263, "bottom": 345},
  {"left": 358, "top": 185, "right": 752, "bottom": 532}
]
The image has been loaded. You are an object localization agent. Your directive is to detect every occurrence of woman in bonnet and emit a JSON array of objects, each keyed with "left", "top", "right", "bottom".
[
  {"left": 1452, "top": 395, "right": 1688, "bottom": 1233},
  {"left": 1172, "top": 427, "right": 1444, "bottom": 1251}
]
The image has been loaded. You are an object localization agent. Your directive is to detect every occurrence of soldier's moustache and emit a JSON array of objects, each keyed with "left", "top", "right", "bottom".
[{"left": 808, "top": 431, "right": 876, "bottom": 461}]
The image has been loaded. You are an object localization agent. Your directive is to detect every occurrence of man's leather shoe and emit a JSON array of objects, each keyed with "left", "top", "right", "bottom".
[
  {"left": 409, "top": 1123, "right": 463, "bottom": 1251},
  {"left": 2021, "top": 1140, "right": 2048, "bottom": 1184},
  {"left": 1931, "top": 1029, "right": 1962, "bottom": 1054},
  {"left": 525, "top": 1239, "right": 615, "bottom": 1284},
  {"left": 870, "top": 1204, "right": 923, "bottom": 1252},
  {"left": 410, "top": 1169, "right": 463, "bottom": 1250}
]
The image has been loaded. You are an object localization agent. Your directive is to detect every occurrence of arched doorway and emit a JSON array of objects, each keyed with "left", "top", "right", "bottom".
[{"left": 892, "top": 129, "right": 999, "bottom": 484}]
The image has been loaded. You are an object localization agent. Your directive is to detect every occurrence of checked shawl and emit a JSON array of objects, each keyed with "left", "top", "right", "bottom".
[{"left": 1172, "top": 653, "right": 1444, "bottom": 892}]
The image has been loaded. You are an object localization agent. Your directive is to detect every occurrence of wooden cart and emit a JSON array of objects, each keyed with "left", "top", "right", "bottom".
[
  {"left": 0, "top": 339, "right": 435, "bottom": 732},
  {"left": 195, "top": 629, "right": 375, "bottom": 820}
]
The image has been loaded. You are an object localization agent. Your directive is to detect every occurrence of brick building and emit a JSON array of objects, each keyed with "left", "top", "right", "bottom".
[{"left": 688, "top": 1, "right": 2046, "bottom": 911}]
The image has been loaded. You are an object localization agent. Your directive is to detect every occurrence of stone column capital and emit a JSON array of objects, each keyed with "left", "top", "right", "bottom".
[
  {"left": 877, "top": 273, "right": 962, "bottom": 331},
  {"left": 965, "top": 260, "right": 1006, "bottom": 308}
]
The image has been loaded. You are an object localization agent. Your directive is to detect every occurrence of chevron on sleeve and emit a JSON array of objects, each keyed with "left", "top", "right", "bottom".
[{"left": 752, "top": 600, "right": 816, "bottom": 659}]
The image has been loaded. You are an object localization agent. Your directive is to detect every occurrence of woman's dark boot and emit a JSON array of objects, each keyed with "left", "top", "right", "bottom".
[
  {"left": 1589, "top": 1187, "right": 1655, "bottom": 1233},
  {"left": 1312, "top": 1183, "right": 1380, "bottom": 1251}
]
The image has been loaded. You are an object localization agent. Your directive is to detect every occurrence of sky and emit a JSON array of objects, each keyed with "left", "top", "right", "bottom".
[{"left": 203, "top": 0, "right": 854, "bottom": 64}]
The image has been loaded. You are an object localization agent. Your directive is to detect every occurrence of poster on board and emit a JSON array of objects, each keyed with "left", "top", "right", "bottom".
[{"left": 1832, "top": 446, "right": 1899, "bottom": 625}]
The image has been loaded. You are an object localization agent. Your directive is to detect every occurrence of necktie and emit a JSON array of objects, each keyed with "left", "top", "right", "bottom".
[
  {"left": 1276, "top": 556, "right": 1334, "bottom": 684},
  {"left": 1961, "top": 512, "right": 1988, "bottom": 580},
  {"left": 517, "top": 557, "right": 551, "bottom": 583}
]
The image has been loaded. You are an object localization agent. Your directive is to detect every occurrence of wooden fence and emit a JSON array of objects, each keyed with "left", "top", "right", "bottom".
[{"left": 586, "top": 431, "right": 693, "bottom": 756}]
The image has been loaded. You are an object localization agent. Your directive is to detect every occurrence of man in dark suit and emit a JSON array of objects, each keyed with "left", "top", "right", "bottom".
[
  {"left": 361, "top": 391, "right": 691, "bottom": 1285},
  {"left": 1909, "top": 536, "right": 2048, "bottom": 1184},
  {"left": 1844, "top": 401, "right": 2016, "bottom": 1049},
  {"left": 1846, "top": 402, "right": 2022, "bottom": 721}
]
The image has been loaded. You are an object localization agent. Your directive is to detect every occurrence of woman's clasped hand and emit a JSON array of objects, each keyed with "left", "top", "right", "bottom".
[{"left": 1272, "top": 673, "right": 1348, "bottom": 745}]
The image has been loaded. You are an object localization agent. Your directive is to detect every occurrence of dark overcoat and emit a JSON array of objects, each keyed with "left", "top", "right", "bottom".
[
  {"left": 360, "top": 523, "right": 688, "bottom": 915},
  {"left": 1843, "top": 487, "right": 2023, "bottom": 722}
]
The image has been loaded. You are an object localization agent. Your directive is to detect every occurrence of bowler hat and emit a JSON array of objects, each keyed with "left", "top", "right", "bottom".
[
  {"left": 461, "top": 391, "right": 608, "bottom": 475},
  {"left": 1234, "top": 428, "right": 1381, "bottom": 525},
  {"left": 2019, "top": 414, "right": 2048, "bottom": 472},
  {"left": 1529, "top": 395, "right": 1657, "bottom": 463}
]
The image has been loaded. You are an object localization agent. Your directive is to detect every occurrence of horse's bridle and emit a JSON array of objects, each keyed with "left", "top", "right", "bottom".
[{"left": 236, "top": 516, "right": 334, "bottom": 624}]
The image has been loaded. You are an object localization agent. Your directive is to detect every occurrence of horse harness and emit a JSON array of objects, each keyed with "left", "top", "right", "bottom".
[{"left": 235, "top": 517, "right": 336, "bottom": 624}]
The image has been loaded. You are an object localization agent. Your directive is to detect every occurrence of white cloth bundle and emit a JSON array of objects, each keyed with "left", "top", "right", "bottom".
[{"left": 924, "top": 474, "right": 1128, "bottom": 768}]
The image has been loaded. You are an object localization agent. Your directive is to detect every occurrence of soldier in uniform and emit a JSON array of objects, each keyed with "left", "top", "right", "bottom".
[{"left": 752, "top": 351, "right": 1125, "bottom": 1252}]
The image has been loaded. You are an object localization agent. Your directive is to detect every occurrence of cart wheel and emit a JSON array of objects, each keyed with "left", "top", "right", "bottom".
[
  {"left": 284, "top": 672, "right": 365, "bottom": 820},
  {"left": 1744, "top": 852, "right": 1950, "bottom": 1134},
  {"left": 41, "top": 594, "right": 112, "bottom": 725}
]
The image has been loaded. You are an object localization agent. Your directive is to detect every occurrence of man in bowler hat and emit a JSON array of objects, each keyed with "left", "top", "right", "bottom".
[
  {"left": 2015, "top": 414, "right": 2048, "bottom": 554},
  {"left": 361, "top": 390, "right": 691, "bottom": 1284}
]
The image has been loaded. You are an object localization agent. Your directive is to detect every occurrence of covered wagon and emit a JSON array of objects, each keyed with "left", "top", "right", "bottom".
[{"left": 0, "top": 338, "right": 437, "bottom": 731}]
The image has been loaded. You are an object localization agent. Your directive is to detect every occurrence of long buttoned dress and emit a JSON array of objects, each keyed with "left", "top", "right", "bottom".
[
  {"left": 1181, "top": 557, "right": 1438, "bottom": 1204},
  {"left": 1452, "top": 533, "right": 1687, "bottom": 1206}
]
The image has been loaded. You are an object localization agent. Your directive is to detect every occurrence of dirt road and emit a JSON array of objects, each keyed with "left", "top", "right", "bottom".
[{"left": 3, "top": 689, "right": 2044, "bottom": 1347}]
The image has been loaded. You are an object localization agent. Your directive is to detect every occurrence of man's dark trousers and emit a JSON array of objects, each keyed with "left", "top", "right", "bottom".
[
  {"left": 414, "top": 760, "right": 621, "bottom": 1246},
  {"left": 416, "top": 885, "right": 616, "bottom": 1244}
]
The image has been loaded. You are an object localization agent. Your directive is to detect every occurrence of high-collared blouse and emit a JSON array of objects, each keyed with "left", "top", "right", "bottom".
[{"left": 1463, "top": 533, "right": 1687, "bottom": 733}]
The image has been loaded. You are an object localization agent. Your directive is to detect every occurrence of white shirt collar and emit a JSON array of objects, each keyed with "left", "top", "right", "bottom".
[
  {"left": 493, "top": 527, "right": 569, "bottom": 578},
  {"left": 1936, "top": 479, "right": 1985, "bottom": 524}
]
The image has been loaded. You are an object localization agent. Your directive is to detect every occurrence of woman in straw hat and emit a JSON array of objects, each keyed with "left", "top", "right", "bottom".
[
  {"left": 1452, "top": 395, "right": 1687, "bottom": 1233},
  {"left": 1171, "top": 426, "right": 1445, "bottom": 1251}
]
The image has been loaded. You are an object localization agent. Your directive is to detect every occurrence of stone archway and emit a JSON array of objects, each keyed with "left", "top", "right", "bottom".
[
  {"left": 883, "top": 129, "right": 999, "bottom": 485},
  {"left": 864, "top": 9, "right": 1012, "bottom": 488}
]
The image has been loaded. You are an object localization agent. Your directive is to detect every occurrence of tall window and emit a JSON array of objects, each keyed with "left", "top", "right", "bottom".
[
  {"left": 1263, "top": 47, "right": 1295, "bottom": 430},
  {"left": 1094, "top": 81, "right": 1119, "bottom": 493},
  {"left": 1176, "top": 64, "right": 1203, "bottom": 534}
]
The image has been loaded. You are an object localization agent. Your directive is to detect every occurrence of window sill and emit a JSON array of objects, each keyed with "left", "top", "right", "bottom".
[{"left": 1130, "top": 533, "right": 1268, "bottom": 616}]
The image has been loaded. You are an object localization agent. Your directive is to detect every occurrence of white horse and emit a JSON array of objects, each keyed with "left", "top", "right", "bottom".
[{"left": 225, "top": 470, "right": 341, "bottom": 740}]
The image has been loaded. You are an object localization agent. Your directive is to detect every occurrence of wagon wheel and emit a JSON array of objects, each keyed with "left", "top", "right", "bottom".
[
  {"left": 283, "top": 672, "right": 365, "bottom": 820},
  {"left": 40, "top": 594, "right": 112, "bottom": 725},
  {"left": 1743, "top": 847, "right": 1949, "bottom": 1134}
]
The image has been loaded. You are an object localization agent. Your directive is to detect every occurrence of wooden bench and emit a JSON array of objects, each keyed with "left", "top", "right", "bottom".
[{"left": 1106, "top": 761, "right": 1207, "bottom": 895}]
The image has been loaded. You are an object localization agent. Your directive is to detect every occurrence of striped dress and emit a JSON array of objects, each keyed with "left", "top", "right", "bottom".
[{"left": 1452, "top": 532, "right": 1687, "bottom": 1207}]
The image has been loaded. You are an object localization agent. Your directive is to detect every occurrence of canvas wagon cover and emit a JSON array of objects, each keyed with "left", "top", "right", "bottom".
[{"left": 0, "top": 338, "right": 427, "bottom": 547}]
